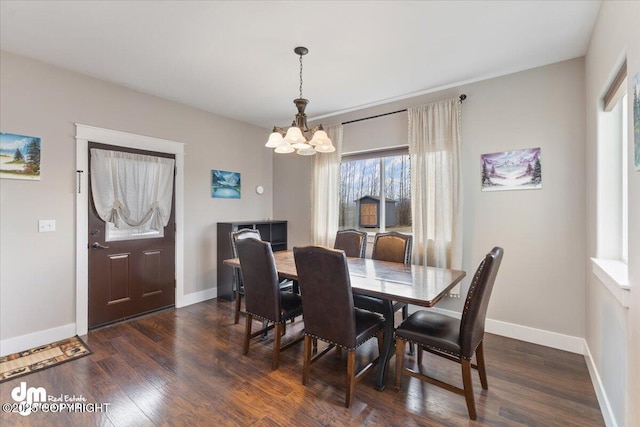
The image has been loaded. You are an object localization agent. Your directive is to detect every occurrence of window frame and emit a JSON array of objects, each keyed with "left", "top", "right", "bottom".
[
  {"left": 339, "top": 146, "right": 411, "bottom": 235},
  {"left": 592, "top": 61, "right": 630, "bottom": 308}
]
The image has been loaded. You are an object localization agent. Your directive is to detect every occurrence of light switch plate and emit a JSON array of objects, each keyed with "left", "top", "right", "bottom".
[{"left": 38, "top": 220, "right": 55, "bottom": 232}]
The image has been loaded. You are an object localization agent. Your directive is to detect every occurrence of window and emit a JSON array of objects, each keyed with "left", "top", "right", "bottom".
[
  {"left": 339, "top": 150, "right": 411, "bottom": 233},
  {"left": 598, "top": 80, "right": 628, "bottom": 263},
  {"left": 592, "top": 61, "right": 629, "bottom": 307}
]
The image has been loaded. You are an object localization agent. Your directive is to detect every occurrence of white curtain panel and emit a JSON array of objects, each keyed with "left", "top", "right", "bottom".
[
  {"left": 408, "top": 98, "right": 463, "bottom": 277},
  {"left": 311, "top": 124, "right": 343, "bottom": 247},
  {"left": 90, "top": 148, "right": 175, "bottom": 231}
]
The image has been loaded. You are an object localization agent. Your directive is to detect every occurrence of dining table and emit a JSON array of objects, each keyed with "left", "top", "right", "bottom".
[{"left": 224, "top": 249, "right": 466, "bottom": 390}]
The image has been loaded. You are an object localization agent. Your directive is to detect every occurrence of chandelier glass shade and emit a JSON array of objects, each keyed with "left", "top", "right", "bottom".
[{"left": 265, "top": 47, "right": 335, "bottom": 156}]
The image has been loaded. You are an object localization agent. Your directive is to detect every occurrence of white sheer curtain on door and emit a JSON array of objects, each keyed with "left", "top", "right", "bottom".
[
  {"left": 90, "top": 148, "right": 175, "bottom": 231},
  {"left": 409, "top": 98, "right": 463, "bottom": 278},
  {"left": 311, "top": 124, "right": 343, "bottom": 246}
]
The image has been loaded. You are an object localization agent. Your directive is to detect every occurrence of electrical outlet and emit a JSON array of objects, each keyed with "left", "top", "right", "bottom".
[{"left": 38, "top": 220, "right": 56, "bottom": 232}]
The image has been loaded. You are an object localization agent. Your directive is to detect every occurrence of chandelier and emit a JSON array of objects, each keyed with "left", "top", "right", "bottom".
[{"left": 265, "top": 47, "right": 335, "bottom": 156}]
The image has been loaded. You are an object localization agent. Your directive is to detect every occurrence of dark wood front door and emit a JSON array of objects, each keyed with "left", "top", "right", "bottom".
[{"left": 88, "top": 142, "right": 176, "bottom": 328}]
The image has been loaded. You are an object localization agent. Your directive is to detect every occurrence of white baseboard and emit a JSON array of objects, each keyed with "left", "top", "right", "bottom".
[
  {"left": 422, "top": 306, "right": 585, "bottom": 354},
  {"left": 177, "top": 287, "right": 217, "bottom": 308},
  {"left": 0, "top": 323, "right": 76, "bottom": 357},
  {"left": 584, "top": 343, "right": 618, "bottom": 427},
  {"left": 484, "top": 318, "right": 585, "bottom": 354},
  {"left": 415, "top": 306, "right": 616, "bottom": 426},
  {"left": 1, "top": 289, "right": 217, "bottom": 357}
]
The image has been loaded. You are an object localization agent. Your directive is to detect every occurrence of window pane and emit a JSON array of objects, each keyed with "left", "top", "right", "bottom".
[
  {"left": 339, "top": 154, "right": 411, "bottom": 234},
  {"left": 339, "top": 158, "right": 380, "bottom": 232},
  {"left": 105, "top": 222, "right": 164, "bottom": 242},
  {"left": 384, "top": 155, "right": 412, "bottom": 232}
]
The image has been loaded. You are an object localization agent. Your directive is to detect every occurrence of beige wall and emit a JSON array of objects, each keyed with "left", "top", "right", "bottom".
[
  {"left": 0, "top": 51, "right": 273, "bottom": 342},
  {"left": 585, "top": 2, "right": 640, "bottom": 426},
  {"left": 276, "top": 57, "right": 587, "bottom": 338}
]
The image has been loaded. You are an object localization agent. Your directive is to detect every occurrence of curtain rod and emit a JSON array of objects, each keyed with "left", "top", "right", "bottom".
[{"left": 341, "top": 94, "right": 466, "bottom": 126}]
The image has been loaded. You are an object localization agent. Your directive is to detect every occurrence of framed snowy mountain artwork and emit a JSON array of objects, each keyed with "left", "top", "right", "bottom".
[{"left": 481, "top": 147, "right": 542, "bottom": 192}]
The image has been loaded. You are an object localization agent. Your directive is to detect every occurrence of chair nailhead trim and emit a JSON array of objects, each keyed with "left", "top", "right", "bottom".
[
  {"left": 396, "top": 336, "right": 459, "bottom": 357},
  {"left": 304, "top": 330, "right": 380, "bottom": 351}
]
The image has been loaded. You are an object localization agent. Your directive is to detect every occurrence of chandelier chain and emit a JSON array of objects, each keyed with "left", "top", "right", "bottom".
[{"left": 299, "top": 54, "right": 304, "bottom": 99}]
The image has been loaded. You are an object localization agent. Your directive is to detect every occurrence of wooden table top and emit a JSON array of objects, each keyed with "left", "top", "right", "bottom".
[{"left": 224, "top": 249, "right": 466, "bottom": 308}]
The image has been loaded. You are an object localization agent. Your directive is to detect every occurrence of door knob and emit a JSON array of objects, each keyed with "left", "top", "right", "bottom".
[{"left": 91, "top": 242, "right": 110, "bottom": 249}]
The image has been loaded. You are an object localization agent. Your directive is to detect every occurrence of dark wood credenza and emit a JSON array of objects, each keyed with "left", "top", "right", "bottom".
[{"left": 216, "top": 220, "right": 288, "bottom": 300}]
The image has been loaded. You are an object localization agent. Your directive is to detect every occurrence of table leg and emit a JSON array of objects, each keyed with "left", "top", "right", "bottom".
[{"left": 375, "top": 299, "right": 395, "bottom": 391}]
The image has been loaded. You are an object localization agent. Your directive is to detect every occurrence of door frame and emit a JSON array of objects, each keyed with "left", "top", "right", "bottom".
[{"left": 75, "top": 124, "right": 185, "bottom": 336}]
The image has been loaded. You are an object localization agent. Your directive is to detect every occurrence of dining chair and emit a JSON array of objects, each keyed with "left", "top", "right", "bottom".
[
  {"left": 353, "top": 232, "right": 413, "bottom": 328},
  {"left": 231, "top": 228, "right": 295, "bottom": 325},
  {"left": 371, "top": 231, "right": 413, "bottom": 264},
  {"left": 236, "top": 238, "right": 304, "bottom": 370},
  {"left": 333, "top": 229, "right": 367, "bottom": 258},
  {"left": 230, "top": 228, "right": 262, "bottom": 324},
  {"left": 394, "top": 247, "right": 504, "bottom": 420},
  {"left": 293, "top": 246, "right": 384, "bottom": 408}
]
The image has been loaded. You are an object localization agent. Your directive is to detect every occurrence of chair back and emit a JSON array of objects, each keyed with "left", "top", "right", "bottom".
[
  {"left": 231, "top": 228, "right": 262, "bottom": 258},
  {"left": 372, "top": 232, "right": 412, "bottom": 264},
  {"left": 459, "top": 247, "right": 504, "bottom": 358},
  {"left": 236, "top": 238, "right": 280, "bottom": 322},
  {"left": 334, "top": 229, "right": 367, "bottom": 258},
  {"left": 293, "top": 246, "right": 357, "bottom": 347}
]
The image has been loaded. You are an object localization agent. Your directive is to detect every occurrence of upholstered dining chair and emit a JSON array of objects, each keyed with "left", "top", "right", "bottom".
[
  {"left": 236, "top": 238, "right": 304, "bottom": 370},
  {"left": 394, "top": 247, "right": 504, "bottom": 420},
  {"left": 371, "top": 231, "right": 413, "bottom": 264},
  {"left": 231, "top": 229, "right": 295, "bottom": 325},
  {"left": 293, "top": 246, "right": 384, "bottom": 408},
  {"left": 334, "top": 229, "right": 367, "bottom": 258},
  {"left": 230, "top": 228, "right": 261, "bottom": 324},
  {"left": 353, "top": 232, "right": 413, "bottom": 327}
]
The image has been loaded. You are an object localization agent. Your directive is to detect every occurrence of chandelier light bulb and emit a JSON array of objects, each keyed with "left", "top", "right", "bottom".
[
  {"left": 283, "top": 126, "right": 304, "bottom": 144},
  {"left": 315, "top": 143, "right": 336, "bottom": 153},
  {"left": 265, "top": 132, "right": 284, "bottom": 148},
  {"left": 274, "top": 141, "right": 295, "bottom": 154}
]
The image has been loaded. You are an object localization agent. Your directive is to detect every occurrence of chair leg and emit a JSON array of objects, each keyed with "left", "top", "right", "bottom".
[
  {"left": 395, "top": 337, "right": 405, "bottom": 388},
  {"left": 302, "top": 336, "right": 312, "bottom": 385},
  {"left": 402, "top": 304, "right": 415, "bottom": 355},
  {"left": 461, "top": 358, "right": 477, "bottom": 420},
  {"left": 312, "top": 337, "right": 318, "bottom": 354},
  {"left": 243, "top": 314, "right": 253, "bottom": 355},
  {"left": 234, "top": 291, "right": 242, "bottom": 324},
  {"left": 377, "top": 330, "right": 384, "bottom": 356},
  {"left": 272, "top": 323, "right": 283, "bottom": 370},
  {"left": 417, "top": 345, "right": 423, "bottom": 365},
  {"left": 476, "top": 340, "right": 488, "bottom": 390},
  {"left": 346, "top": 350, "right": 356, "bottom": 408}
]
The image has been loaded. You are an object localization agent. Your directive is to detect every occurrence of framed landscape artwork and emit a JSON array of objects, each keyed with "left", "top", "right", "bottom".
[
  {"left": 211, "top": 169, "right": 241, "bottom": 199},
  {"left": 481, "top": 147, "right": 542, "bottom": 192},
  {"left": 0, "top": 132, "right": 41, "bottom": 180}
]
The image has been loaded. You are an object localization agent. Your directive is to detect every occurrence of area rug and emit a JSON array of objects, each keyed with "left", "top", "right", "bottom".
[{"left": 0, "top": 336, "right": 92, "bottom": 383}]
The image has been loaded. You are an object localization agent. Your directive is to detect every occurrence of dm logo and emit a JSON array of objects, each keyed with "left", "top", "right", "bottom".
[{"left": 11, "top": 382, "right": 46, "bottom": 416}]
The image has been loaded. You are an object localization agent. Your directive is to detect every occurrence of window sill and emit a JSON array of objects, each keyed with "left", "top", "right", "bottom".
[{"left": 591, "top": 258, "right": 630, "bottom": 308}]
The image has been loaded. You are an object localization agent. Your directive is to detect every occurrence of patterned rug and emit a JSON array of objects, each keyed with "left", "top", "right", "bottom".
[{"left": 0, "top": 336, "right": 92, "bottom": 383}]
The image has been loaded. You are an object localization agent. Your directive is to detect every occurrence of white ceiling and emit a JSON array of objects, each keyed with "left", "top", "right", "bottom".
[{"left": 0, "top": 1, "right": 601, "bottom": 129}]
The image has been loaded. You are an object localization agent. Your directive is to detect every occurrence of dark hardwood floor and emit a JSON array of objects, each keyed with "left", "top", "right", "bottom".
[{"left": 0, "top": 299, "right": 604, "bottom": 426}]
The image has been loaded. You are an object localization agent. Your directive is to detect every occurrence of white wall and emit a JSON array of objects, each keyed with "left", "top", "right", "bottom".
[
  {"left": 0, "top": 51, "right": 273, "bottom": 347},
  {"left": 585, "top": 2, "right": 640, "bottom": 427},
  {"left": 276, "top": 57, "right": 587, "bottom": 339}
]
